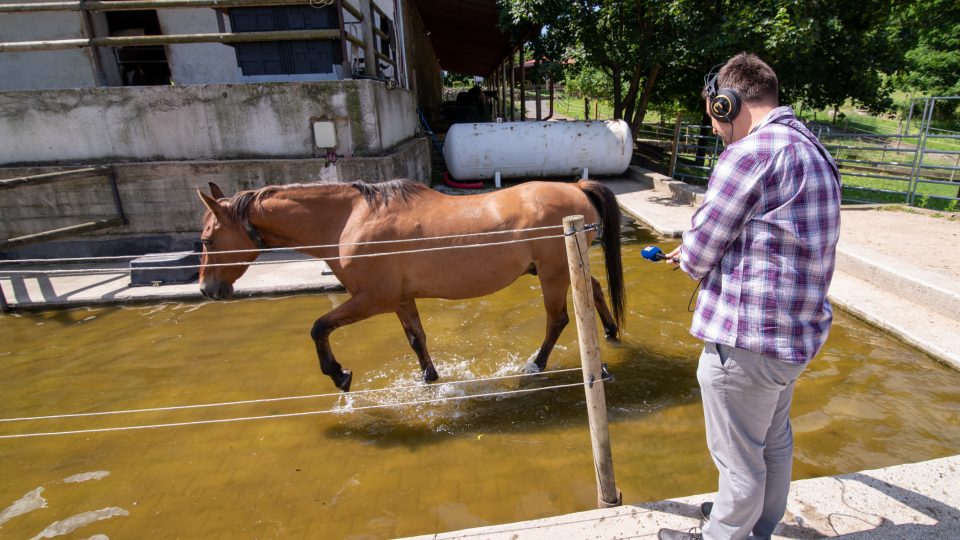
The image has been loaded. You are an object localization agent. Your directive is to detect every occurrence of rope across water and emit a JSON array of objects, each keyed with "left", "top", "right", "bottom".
[
  {"left": 0, "top": 368, "right": 610, "bottom": 440},
  {"left": 0, "top": 224, "right": 598, "bottom": 276}
]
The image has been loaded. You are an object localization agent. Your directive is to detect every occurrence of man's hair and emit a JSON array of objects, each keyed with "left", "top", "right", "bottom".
[{"left": 712, "top": 53, "right": 779, "bottom": 105}]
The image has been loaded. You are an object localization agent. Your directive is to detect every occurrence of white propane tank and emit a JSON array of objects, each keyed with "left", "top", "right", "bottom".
[{"left": 443, "top": 119, "right": 632, "bottom": 181}]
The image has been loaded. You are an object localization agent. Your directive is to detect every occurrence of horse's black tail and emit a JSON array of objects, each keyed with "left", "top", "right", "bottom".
[{"left": 578, "top": 180, "right": 625, "bottom": 329}]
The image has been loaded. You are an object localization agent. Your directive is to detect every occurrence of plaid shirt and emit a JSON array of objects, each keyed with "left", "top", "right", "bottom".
[{"left": 680, "top": 106, "right": 841, "bottom": 364}]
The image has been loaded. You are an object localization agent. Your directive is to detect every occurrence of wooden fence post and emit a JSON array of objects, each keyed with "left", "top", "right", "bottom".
[
  {"left": 669, "top": 112, "right": 682, "bottom": 179},
  {"left": 563, "top": 214, "right": 622, "bottom": 509}
]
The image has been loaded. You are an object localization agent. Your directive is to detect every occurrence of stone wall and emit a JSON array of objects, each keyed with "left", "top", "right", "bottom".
[
  {"left": 0, "top": 79, "right": 418, "bottom": 165},
  {"left": 0, "top": 137, "right": 430, "bottom": 259}
]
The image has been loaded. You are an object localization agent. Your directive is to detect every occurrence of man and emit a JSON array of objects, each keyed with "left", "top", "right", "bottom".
[{"left": 658, "top": 53, "right": 841, "bottom": 540}]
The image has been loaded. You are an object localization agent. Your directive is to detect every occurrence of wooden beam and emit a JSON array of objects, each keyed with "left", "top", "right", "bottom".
[
  {"left": 1, "top": 218, "right": 125, "bottom": 249},
  {"left": 341, "top": 0, "right": 361, "bottom": 20},
  {"left": 0, "top": 0, "right": 333, "bottom": 13},
  {"left": 0, "top": 167, "right": 109, "bottom": 190},
  {"left": 0, "top": 29, "right": 342, "bottom": 52}
]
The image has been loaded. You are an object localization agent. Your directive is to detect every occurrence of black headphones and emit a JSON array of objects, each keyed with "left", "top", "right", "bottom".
[{"left": 704, "top": 64, "right": 742, "bottom": 123}]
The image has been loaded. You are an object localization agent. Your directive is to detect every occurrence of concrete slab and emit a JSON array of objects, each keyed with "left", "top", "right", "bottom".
[
  {"left": 403, "top": 455, "right": 960, "bottom": 539},
  {"left": 607, "top": 178, "right": 696, "bottom": 238},
  {"left": 0, "top": 252, "right": 340, "bottom": 309}
]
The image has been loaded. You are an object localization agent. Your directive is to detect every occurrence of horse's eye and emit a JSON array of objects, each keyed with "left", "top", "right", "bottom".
[{"left": 200, "top": 239, "right": 212, "bottom": 247}]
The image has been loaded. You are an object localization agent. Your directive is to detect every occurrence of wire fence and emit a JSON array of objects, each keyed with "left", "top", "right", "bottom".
[
  {"left": 633, "top": 97, "right": 960, "bottom": 212},
  {"left": 0, "top": 367, "right": 609, "bottom": 439}
]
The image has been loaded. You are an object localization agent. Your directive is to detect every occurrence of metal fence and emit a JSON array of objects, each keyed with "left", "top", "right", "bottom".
[{"left": 633, "top": 97, "right": 960, "bottom": 212}]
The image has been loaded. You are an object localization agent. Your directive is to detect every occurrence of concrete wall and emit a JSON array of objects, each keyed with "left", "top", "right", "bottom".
[
  {"left": 0, "top": 10, "right": 98, "bottom": 90},
  {"left": 0, "top": 79, "right": 418, "bottom": 165},
  {"left": 0, "top": 137, "right": 430, "bottom": 258},
  {"left": 160, "top": 9, "right": 245, "bottom": 85}
]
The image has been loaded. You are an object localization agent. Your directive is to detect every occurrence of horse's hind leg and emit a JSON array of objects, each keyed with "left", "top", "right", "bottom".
[
  {"left": 396, "top": 299, "right": 438, "bottom": 383},
  {"left": 592, "top": 276, "right": 619, "bottom": 339},
  {"left": 311, "top": 294, "right": 385, "bottom": 392},
  {"left": 532, "top": 273, "right": 570, "bottom": 372}
]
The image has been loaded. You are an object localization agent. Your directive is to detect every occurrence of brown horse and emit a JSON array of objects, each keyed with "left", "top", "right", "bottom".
[{"left": 197, "top": 179, "right": 624, "bottom": 392}]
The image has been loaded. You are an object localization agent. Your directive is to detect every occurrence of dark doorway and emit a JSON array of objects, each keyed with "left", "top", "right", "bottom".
[{"left": 105, "top": 11, "right": 172, "bottom": 86}]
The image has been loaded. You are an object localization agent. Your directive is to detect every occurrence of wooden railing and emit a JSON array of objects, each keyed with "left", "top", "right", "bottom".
[{"left": 0, "top": 0, "right": 396, "bottom": 81}]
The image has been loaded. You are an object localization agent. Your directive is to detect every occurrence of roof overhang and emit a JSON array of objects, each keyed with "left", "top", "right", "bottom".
[{"left": 411, "top": 0, "right": 518, "bottom": 77}]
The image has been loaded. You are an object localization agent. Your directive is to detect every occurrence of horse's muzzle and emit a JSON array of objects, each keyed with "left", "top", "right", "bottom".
[{"left": 200, "top": 280, "right": 234, "bottom": 300}]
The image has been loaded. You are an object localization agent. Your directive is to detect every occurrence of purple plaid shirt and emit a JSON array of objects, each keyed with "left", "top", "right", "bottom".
[{"left": 680, "top": 106, "right": 841, "bottom": 364}]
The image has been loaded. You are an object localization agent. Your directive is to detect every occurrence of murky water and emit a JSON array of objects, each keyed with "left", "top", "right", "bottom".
[{"left": 2, "top": 226, "right": 959, "bottom": 539}]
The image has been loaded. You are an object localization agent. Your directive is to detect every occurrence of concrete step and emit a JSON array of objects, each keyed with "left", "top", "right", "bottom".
[
  {"left": 626, "top": 165, "right": 706, "bottom": 206},
  {"left": 836, "top": 242, "right": 960, "bottom": 320},
  {"left": 828, "top": 270, "right": 960, "bottom": 370}
]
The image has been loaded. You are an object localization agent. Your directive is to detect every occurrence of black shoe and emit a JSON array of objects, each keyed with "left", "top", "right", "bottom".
[
  {"left": 657, "top": 528, "right": 702, "bottom": 540},
  {"left": 700, "top": 501, "right": 713, "bottom": 521}
]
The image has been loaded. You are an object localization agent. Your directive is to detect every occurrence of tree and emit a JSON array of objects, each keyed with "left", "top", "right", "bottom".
[
  {"left": 891, "top": 0, "right": 960, "bottom": 120},
  {"left": 500, "top": 0, "right": 905, "bottom": 128}
]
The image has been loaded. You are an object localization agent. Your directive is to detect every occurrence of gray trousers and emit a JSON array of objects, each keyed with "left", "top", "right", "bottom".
[{"left": 698, "top": 343, "right": 808, "bottom": 540}]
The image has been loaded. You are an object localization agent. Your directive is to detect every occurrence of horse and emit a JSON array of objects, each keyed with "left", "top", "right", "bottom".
[{"left": 197, "top": 179, "right": 625, "bottom": 392}]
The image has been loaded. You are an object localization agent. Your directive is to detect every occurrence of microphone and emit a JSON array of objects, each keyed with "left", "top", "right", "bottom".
[{"left": 641, "top": 246, "right": 668, "bottom": 262}]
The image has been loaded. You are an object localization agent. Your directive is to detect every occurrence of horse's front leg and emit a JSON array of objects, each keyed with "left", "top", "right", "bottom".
[
  {"left": 396, "top": 299, "right": 438, "bottom": 383},
  {"left": 310, "top": 294, "right": 386, "bottom": 392},
  {"left": 532, "top": 274, "right": 570, "bottom": 371}
]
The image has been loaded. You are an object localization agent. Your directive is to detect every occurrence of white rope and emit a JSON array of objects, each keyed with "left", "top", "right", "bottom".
[
  {"left": 0, "top": 233, "right": 567, "bottom": 276},
  {"left": 0, "top": 367, "right": 582, "bottom": 423},
  {"left": 0, "top": 224, "right": 565, "bottom": 265},
  {"left": 0, "top": 380, "right": 589, "bottom": 440}
]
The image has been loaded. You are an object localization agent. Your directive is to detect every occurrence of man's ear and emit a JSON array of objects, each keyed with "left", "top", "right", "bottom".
[
  {"left": 208, "top": 182, "right": 226, "bottom": 200},
  {"left": 198, "top": 188, "right": 228, "bottom": 222}
]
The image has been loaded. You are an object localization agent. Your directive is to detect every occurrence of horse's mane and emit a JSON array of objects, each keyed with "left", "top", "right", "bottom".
[
  {"left": 225, "top": 180, "right": 426, "bottom": 221},
  {"left": 350, "top": 179, "right": 427, "bottom": 208},
  {"left": 227, "top": 188, "right": 275, "bottom": 223}
]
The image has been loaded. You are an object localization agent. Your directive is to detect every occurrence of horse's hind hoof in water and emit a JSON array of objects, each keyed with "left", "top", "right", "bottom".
[
  {"left": 336, "top": 370, "right": 353, "bottom": 393},
  {"left": 197, "top": 179, "right": 624, "bottom": 392}
]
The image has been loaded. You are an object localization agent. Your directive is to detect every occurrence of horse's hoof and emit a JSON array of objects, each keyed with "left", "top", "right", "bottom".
[
  {"left": 423, "top": 367, "right": 439, "bottom": 383},
  {"left": 337, "top": 370, "right": 353, "bottom": 393},
  {"left": 522, "top": 362, "right": 543, "bottom": 374}
]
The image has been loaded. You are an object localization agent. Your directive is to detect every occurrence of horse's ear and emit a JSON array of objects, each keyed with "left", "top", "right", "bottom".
[
  {"left": 208, "top": 182, "right": 226, "bottom": 200},
  {"left": 198, "top": 188, "right": 228, "bottom": 222}
]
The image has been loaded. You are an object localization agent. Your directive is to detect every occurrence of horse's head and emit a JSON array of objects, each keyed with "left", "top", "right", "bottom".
[{"left": 197, "top": 183, "right": 260, "bottom": 300}]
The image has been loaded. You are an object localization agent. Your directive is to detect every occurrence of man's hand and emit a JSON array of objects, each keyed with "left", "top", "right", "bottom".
[{"left": 665, "top": 246, "right": 681, "bottom": 265}]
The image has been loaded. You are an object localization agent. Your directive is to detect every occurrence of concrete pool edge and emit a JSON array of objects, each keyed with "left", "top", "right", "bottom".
[{"left": 402, "top": 454, "right": 960, "bottom": 539}]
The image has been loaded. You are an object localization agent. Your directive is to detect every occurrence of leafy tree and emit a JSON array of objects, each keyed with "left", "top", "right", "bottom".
[
  {"left": 891, "top": 0, "right": 960, "bottom": 120},
  {"left": 500, "top": 0, "right": 905, "bottom": 128}
]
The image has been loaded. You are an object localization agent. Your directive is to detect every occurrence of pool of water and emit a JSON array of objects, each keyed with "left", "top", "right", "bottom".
[{"left": 1, "top": 226, "right": 959, "bottom": 539}]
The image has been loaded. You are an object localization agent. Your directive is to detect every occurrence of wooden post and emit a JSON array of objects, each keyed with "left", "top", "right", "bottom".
[
  {"left": 507, "top": 51, "right": 517, "bottom": 122},
  {"left": 562, "top": 214, "right": 622, "bottom": 509},
  {"left": 359, "top": 0, "right": 377, "bottom": 77},
  {"left": 501, "top": 62, "right": 507, "bottom": 120},
  {"left": 0, "top": 284, "right": 9, "bottom": 314},
  {"left": 669, "top": 112, "right": 682, "bottom": 179},
  {"left": 519, "top": 43, "right": 525, "bottom": 121}
]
